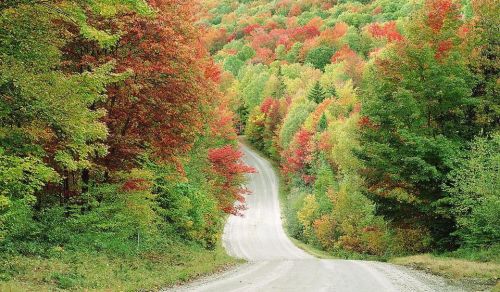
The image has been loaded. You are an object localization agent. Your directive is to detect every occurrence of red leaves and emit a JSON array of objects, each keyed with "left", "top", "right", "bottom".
[
  {"left": 208, "top": 146, "right": 255, "bottom": 215},
  {"left": 260, "top": 97, "right": 275, "bottom": 114},
  {"left": 243, "top": 21, "right": 320, "bottom": 55},
  {"left": 204, "top": 60, "right": 222, "bottom": 83},
  {"left": 368, "top": 21, "right": 403, "bottom": 42},
  {"left": 426, "top": 0, "right": 456, "bottom": 32},
  {"left": 282, "top": 129, "right": 314, "bottom": 176},
  {"left": 250, "top": 29, "right": 275, "bottom": 49},
  {"left": 288, "top": 4, "right": 302, "bottom": 17},
  {"left": 254, "top": 47, "right": 274, "bottom": 64},
  {"left": 320, "top": 22, "right": 349, "bottom": 44},
  {"left": 100, "top": 1, "right": 215, "bottom": 169},
  {"left": 358, "top": 116, "right": 377, "bottom": 129},
  {"left": 210, "top": 103, "right": 238, "bottom": 141},
  {"left": 208, "top": 146, "right": 254, "bottom": 176},
  {"left": 122, "top": 178, "right": 150, "bottom": 192},
  {"left": 306, "top": 17, "right": 323, "bottom": 30},
  {"left": 435, "top": 40, "right": 453, "bottom": 59},
  {"left": 458, "top": 24, "right": 470, "bottom": 38},
  {"left": 243, "top": 24, "right": 261, "bottom": 35},
  {"left": 372, "top": 6, "right": 383, "bottom": 15},
  {"left": 289, "top": 26, "right": 320, "bottom": 43},
  {"left": 331, "top": 45, "right": 357, "bottom": 63}
]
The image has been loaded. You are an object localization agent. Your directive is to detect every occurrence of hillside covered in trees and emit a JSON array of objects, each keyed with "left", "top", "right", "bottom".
[
  {"left": 0, "top": 0, "right": 253, "bottom": 290},
  {"left": 0, "top": 0, "right": 499, "bottom": 290},
  {"left": 199, "top": 0, "right": 499, "bottom": 259}
]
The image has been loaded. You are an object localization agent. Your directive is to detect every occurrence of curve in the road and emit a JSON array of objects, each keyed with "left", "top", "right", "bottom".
[{"left": 169, "top": 143, "right": 465, "bottom": 292}]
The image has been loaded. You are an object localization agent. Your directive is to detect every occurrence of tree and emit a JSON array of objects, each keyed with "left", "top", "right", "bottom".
[
  {"left": 467, "top": 0, "right": 500, "bottom": 135},
  {"left": 0, "top": 1, "right": 144, "bottom": 197},
  {"left": 224, "top": 55, "right": 245, "bottom": 75},
  {"left": 208, "top": 146, "right": 255, "bottom": 215},
  {"left": 305, "top": 46, "right": 335, "bottom": 70},
  {"left": 279, "top": 99, "right": 316, "bottom": 149},
  {"left": 318, "top": 114, "right": 328, "bottom": 132},
  {"left": 441, "top": 133, "right": 500, "bottom": 248},
  {"left": 286, "top": 42, "right": 303, "bottom": 63},
  {"left": 359, "top": 0, "right": 475, "bottom": 247},
  {"left": 308, "top": 81, "right": 326, "bottom": 104},
  {"left": 93, "top": 0, "right": 213, "bottom": 170},
  {"left": 272, "top": 67, "right": 287, "bottom": 99},
  {"left": 367, "top": 21, "right": 404, "bottom": 42}
]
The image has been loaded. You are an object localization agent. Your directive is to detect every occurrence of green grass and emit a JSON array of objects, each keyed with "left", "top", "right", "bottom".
[
  {"left": 390, "top": 253, "right": 500, "bottom": 280},
  {"left": 391, "top": 246, "right": 500, "bottom": 290},
  {"left": 288, "top": 237, "right": 335, "bottom": 259},
  {"left": 0, "top": 242, "right": 240, "bottom": 291}
]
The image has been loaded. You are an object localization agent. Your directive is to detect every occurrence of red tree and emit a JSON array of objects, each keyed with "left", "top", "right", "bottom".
[
  {"left": 208, "top": 146, "right": 256, "bottom": 214},
  {"left": 100, "top": 0, "right": 211, "bottom": 169},
  {"left": 368, "top": 21, "right": 404, "bottom": 42}
]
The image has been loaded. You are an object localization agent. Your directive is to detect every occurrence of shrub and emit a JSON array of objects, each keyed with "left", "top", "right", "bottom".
[
  {"left": 392, "top": 227, "right": 432, "bottom": 255},
  {"left": 284, "top": 187, "right": 308, "bottom": 239},
  {"left": 313, "top": 214, "right": 338, "bottom": 250},
  {"left": 297, "top": 194, "right": 320, "bottom": 240},
  {"left": 360, "top": 226, "right": 389, "bottom": 256}
]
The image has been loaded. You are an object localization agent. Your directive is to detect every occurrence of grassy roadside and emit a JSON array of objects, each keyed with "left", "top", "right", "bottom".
[
  {"left": 0, "top": 242, "right": 240, "bottom": 291},
  {"left": 391, "top": 253, "right": 500, "bottom": 290}
]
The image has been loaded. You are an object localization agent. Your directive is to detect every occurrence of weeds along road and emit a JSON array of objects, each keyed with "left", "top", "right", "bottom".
[{"left": 168, "top": 144, "right": 465, "bottom": 292}]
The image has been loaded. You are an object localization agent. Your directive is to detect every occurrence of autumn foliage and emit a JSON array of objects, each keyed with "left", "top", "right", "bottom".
[
  {"left": 208, "top": 146, "right": 255, "bottom": 214},
  {"left": 367, "top": 21, "right": 403, "bottom": 42},
  {"left": 199, "top": 0, "right": 499, "bottom": 259},
  {"left": 0, "top": 0, "right": 255, "bottom": 271}
]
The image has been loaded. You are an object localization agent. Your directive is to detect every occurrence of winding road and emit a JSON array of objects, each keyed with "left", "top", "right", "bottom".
[{"left": 169, "top": 144, "right": 464, "bottom": 292}]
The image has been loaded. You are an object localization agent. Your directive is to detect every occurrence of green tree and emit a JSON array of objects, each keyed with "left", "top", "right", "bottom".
[
  {"left": 441, "top": 133, "right": 500, "bottom": 248},
  {"left": 0, "top": 2, "right": 134, "bottom": 197},
  {"left": 359, "top": 0, "right": 475, "bottom": 247},
  {"left": 223, "top": 55, "right": 245, "bottom": 76},
  {"left": 467, "top": 0, "right": 500, "bottom": 135},
  {"left": 308, "top": 81, "right": 326, "bottom": 104},
  {"left": 305, "top": 46, "right": 335, "bottom": 70},
  {"left": 286, "top": 42, "right": 303, "bottom": 63},
  {"left": 238, "top": 64, "right": 270, "bottom": 112},
  {"left": 275, "top": 44, "right": 286, "bottom": 61},
  {"left": 313, "top": 159, "right": 335, "bottom": 214},
  {"left": 279, "top": 99, "right": 316, "bottom": 149},
  {"left": 318, "top": 114, "right": 328, "bottom": 132},
  {"left": 273, "top": 67, "right": 287, "bottom": 99},
  {"left": 237, "top": 45, "right": 256, "bottom": 61}
]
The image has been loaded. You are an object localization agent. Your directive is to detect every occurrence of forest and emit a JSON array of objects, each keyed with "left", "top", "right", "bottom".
[
  {"left": 0, "top": 0, "right": 499, "bottom": 290},
  {"left": 199, "top": 0, "right": 498, "bottom": 260},
  {"left": 0, "top": 0, "right": 253, "bottom": 290}
]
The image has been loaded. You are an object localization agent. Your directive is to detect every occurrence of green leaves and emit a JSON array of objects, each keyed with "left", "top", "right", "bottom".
[
  {"left": 443, "top": 134, "right": 500, "bottom": 247},
  {"left": 58, "top": 0, "right": 153, "bottom": 48},
  {"left": 223, "top": 55, "right": 245, "bottom": 76},
  {"left": 0, "top": 153, "right": 59, "bottom": 200},
  {"left": 305, "top": 46, "right": 335, "bottom": 71},
  {"left": 1, "top": 60, "right": 114, "bottom": 171},
  {"left": 358, "top": 0, "right": 483, "bottom": 248},
  {"left": 308, "top": 81, "right": 327, "bottom": 104}
]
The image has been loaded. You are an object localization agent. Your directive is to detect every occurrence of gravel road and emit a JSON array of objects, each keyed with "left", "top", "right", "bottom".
[{"left": 168, "top": 144, "right": 465, "bottom": 292}]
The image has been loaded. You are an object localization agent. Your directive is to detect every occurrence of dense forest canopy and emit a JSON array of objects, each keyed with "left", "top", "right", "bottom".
[
  {"left": 199, "top": 0, "right": 499, "bottom": 255},
  {"left": 0, "top": 0, "right": 253, "bottom": 257}
]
